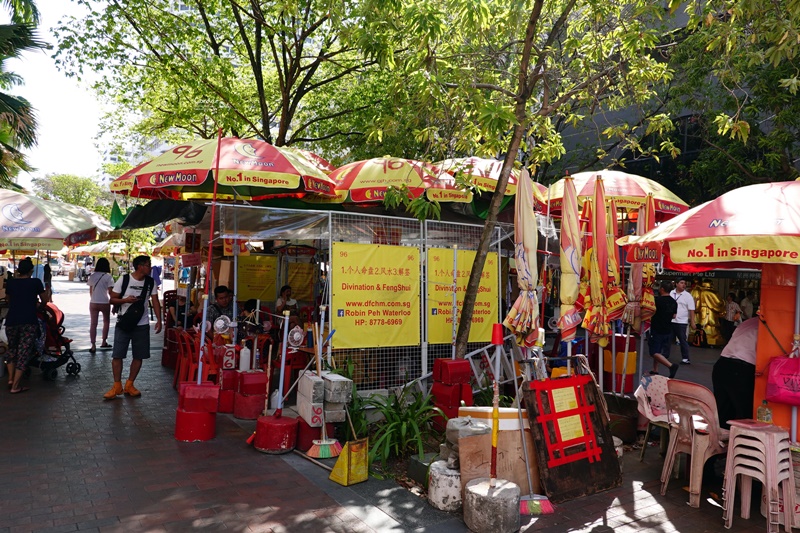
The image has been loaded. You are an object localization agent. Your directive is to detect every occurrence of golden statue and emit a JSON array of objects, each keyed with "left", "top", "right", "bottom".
[{"left": 691, "top": 279, "right": 725, "bottom": 346}]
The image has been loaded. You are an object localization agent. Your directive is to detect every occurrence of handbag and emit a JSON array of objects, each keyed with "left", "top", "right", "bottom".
[
  {"left": 117, "top": 275, "right": 154, "bottom": 332},
  {"left": 764, "top": 356, "right": 800, "bottom": 406}
]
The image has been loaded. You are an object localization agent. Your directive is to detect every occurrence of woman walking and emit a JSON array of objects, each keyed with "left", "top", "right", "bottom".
[
  {"left": 88, "top": 258, "right": 114, "bottom": 353},
  {"left": 5, "top": 258, "right": 47, "bottom": 393}
]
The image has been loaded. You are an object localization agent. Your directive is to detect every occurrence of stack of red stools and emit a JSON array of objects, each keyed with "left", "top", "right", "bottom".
[
  {"left": 175, "top": 381, "right": 219, "bottom": 442},
  {"left": 218, "top": 369, "right": 237, "bottom": 413},
  {"left": 233, "top": 370, "right": 268, "bottom": 420},
  {"left": 431, "top": 358, "right": 473, "bottom": 430}
]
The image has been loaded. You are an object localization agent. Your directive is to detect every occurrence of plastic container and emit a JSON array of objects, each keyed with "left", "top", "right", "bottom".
[
  {"left": 757, "top": 400, "right": 773, "bottom": 424},
  {"left": 238, "top": 345, "right": 251, "bottom": 371}
]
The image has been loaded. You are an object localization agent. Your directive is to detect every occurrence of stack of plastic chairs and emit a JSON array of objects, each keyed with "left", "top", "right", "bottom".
[
  {"left": 722, "top": 419, "right": 795, "bottom": 532},
  {"left": 634, "top": 374, "right": 670, "bottom": 461}
]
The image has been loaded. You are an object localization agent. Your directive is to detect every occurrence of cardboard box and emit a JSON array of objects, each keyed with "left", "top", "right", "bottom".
[{"left": 457, "top": 406, "right": 530, "bottom": 430}]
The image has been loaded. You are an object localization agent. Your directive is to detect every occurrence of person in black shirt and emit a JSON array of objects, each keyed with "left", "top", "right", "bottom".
[
  {"left": 650, "top": 281, "right": 680, "bottom": 378},
  {"left": 5, "top": 258, "right": 47, "bottom": 393}
]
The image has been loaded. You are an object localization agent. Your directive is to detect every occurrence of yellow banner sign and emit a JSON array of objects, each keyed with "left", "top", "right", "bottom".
[
  {"left": 288, "top": 262, "right": 315, "bottom": 302},
  {"left": 427, "top": 249, "right": 498, "bottom": 343},
  {"left": 237, "top": 255, "right": 278, "bottom": 301},
  {"left": 670, "top": 237, "right": 800, "bottom": 265},
  {"left": 331, "top": 242, "right": 420, "bottom": 349}
]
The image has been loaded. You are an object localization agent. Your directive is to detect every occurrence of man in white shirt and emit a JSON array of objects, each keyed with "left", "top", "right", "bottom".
[
  {"left": 670, "top": 278, "right": 696, "bottom": 364},
  {"left": 740, "top": 290, "right": 755, "bottom": 320},
  {"left": 712, "top": 317, "right": 758, "bottom": 428}
]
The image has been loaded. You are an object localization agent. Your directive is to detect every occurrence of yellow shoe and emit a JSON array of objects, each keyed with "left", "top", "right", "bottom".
[
  {"left": 124, "top": 380, "right": 141, "bottom": 397},
  {"left": 103, "top": 382, "right": 123, "bottom": 400}
]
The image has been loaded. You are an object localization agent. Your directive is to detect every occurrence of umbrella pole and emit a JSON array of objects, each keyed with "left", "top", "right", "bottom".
[
  {"left": 622, "top": 325, "right": 632, "bottom": 393},
  {"left": 611, "top": 322, "right": 617, "bottom": 394},
  {"left": 198, "top": 128, "right": 225, "bottom": 385},
  {"left": 793, "top": 264, "right": 800, "bottom": 440},
  {"left": 451, "top": 245, "right": 458, "bottom": 359}
]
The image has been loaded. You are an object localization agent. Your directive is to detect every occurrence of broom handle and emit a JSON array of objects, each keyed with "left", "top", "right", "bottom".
[{"left": 313, "top": 321, "right": 328, "bottom": 440}]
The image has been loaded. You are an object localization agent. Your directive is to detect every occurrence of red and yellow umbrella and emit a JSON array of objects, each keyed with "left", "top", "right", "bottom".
[
  {"left": 436, "top": 157, "right": 548, "bottom": 207},
  {"left": 582, "top": 179, "right": 612, "bottom": 347},
  {"left": 503, "top": 171, "right": 539, "bottom": 347},
  {"left": 605, "top": 198, "right": 628, "bottom": 321},
  {"left": 548, "top": 170, "right": 688, "bottom": 220},
  {"left": 307, "top": 156, "right": 472, "bottom": 205},
  {"left": 557, "top": 176, "right": 582, "bottom": 341},
  {"left": 622, "top": 194, "right": 657, "bottom": 329},
  {"left": 111, "top": 138, "right": 337, "bottom": 201},
  {"left": 289, "top": 148, "right": 336, "bottom": 174},
  {"left": 619, "top": 181, "right": 800, "bottom": 271}
]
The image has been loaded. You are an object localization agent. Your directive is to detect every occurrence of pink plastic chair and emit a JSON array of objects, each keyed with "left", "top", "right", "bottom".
[{"left": 660, "top": 382, "right": 730, "bottom": 508}]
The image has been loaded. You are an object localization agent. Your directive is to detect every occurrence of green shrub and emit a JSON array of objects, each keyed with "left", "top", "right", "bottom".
[{"left": 364, "top": 385, "right": 443, "bottom": 467}]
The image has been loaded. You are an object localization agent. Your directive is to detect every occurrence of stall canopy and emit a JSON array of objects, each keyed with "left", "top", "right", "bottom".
[
  {"left": 219, "top": 205, "right": 330, "bottom": 242},
  {"left": 119, "top": 200, "right": 207, "bottom": 230}
]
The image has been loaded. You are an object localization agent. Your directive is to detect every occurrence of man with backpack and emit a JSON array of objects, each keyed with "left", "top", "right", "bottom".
[{"left": 104, "top": 255, "right": 162, "bottom": 400}]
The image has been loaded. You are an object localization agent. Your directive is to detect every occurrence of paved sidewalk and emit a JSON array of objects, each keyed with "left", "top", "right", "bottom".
[{"left": 0, "top": 278, "right": 772, "bottom": 532}]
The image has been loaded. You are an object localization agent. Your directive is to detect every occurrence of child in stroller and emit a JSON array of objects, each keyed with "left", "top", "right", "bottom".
[{"left": 27, "top": 303, "right": 81, "bottom": 380}]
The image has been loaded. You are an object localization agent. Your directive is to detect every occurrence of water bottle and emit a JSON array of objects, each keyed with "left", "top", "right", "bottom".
[{"left": 757, "top": 400, "right": 773, "bottom": 424}]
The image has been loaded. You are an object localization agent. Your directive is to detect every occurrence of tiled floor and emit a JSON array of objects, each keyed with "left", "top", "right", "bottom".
[{"left": 0, "top": 278, "right": 776, "bottom": 532}]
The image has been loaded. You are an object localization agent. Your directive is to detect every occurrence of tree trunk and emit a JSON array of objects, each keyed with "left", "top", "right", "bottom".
[{"left": 455, "top": 121, "right": 527, "bottom": 357}]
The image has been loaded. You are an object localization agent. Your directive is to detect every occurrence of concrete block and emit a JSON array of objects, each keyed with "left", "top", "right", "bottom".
[
  {"left": 407, "top": 451, "right": 438, "bottom": 488},
  {"left": 325, "top": 401, "right": 345, "bottom": 411},
  {"left": 323, "top": 373, "right": 352, "bottom": 403},
  {"left": 463, "top": 478, "right": 520, "bottom": 533},
  {"left": 428, "top": 460, "right": 462, "bottom": 512},
  {"left": 324, "top": 409, "right": 346, "bottom": 423},
  {"left": 298, "top": 371, "right": 324, "bottom": 403},
  {"left": 297, "top": 390, "right": 323, "bottom": 427},
  {"left": 445, "top": 416, "right": 491, "bottom": 446}
]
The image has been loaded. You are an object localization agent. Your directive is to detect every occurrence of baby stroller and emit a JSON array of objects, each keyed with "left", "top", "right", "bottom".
[{"left": 27, "top": 303, "right": 80, "bottom": 380}]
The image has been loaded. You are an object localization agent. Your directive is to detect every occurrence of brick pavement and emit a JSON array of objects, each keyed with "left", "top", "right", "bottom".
[{"left": 0, "top": 277, "right": 773, "bottom": 532}]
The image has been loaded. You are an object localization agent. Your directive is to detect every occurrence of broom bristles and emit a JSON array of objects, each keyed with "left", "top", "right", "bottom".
[
  {"left": 307, "top": 438, "right": 342, "bottom": 459},
  {"left": 520, "top": 495, "right": 554, "bottom": 515}
]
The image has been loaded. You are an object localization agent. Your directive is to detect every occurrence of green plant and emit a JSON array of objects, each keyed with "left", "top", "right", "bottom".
[
  {"left": 364, "top": 385, "right": 443, "bottom": 467},
  {"left": 332, "top": 357, "right": 370, "bottom": 441},
  {"left": 471, "top": 376, "right": 513, "bottom": 408}
]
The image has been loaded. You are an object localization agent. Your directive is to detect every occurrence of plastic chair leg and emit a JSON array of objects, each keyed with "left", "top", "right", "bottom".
[
  {"left": 687, "top": 433, "right": 711, "bottom": 508},
  {"left": 660, "top": 428, "right": 680, "bottom": 495},
  {"left": 640, "top": 422, "right": 652, "bottom": 462},
  {"left": 740, "top": 475, "right": 753, "bottom": 520}
]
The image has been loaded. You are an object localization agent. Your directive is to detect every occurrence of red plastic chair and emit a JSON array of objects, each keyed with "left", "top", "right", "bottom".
[{"left": 162, "top": 327, "right": 180, "bottom": 369}]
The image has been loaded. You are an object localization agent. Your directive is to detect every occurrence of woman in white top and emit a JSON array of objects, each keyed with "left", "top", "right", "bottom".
[
  {"left": 276, "top": 284, "right": 298, "bottom": 314},
  {"left": 88, "top": 258, "right": 115, "bottom": 353}
]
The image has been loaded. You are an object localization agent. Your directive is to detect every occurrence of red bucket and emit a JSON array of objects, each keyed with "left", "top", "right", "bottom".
[{"left": 254, "top": 415, "right": 298, "bottom": 454}]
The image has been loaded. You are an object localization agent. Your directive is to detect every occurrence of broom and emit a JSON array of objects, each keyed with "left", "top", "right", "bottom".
[
  {"left": 513, "top": 349, "right": 555, "bottom": 515},
  {"left": 307, "top": 308, "right": 342, "bottom": 458}
]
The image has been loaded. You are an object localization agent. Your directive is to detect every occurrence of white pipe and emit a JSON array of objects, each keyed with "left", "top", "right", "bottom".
[{"left": 451, "top": 245, "right": 458, "bottom": 359}]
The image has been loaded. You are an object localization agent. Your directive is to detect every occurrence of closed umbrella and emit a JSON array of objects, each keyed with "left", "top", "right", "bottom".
[
  {"left": 502, "top": 170, "right": 539, "bottom": 348},
  {"left": 557, "top": 176, "right": 582, "bottom": 341},
  {"left": 582, "top": 179, "right": 611, "bottom": 347}
]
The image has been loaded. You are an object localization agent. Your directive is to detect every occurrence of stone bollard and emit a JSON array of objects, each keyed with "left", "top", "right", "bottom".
[
  {"left": 428, "top": 460, "right": 462, "bottom": 512},
  {"left": 463, "top": 478, "right": 520, "bottom": 533}
]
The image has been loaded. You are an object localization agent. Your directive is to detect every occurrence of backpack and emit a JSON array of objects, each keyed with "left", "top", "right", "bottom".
[{"left": 116, "top": 275, "right": 154, "bottom": 332}]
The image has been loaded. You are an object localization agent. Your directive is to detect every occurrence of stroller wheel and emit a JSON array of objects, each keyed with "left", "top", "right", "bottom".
[
  {"left": 73, "top": 362, "right": 81, "bottom": 375},
  {"left": 66, "top": 362, "right": 77, "bottom": 375},
  {"left": 43, "top": 368, "right": 58, "bottom": 381}
]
